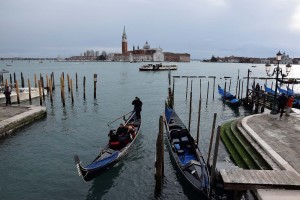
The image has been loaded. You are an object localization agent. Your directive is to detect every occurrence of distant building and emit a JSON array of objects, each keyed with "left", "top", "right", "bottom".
[
  {"left": 279, "top": 52, "right": 293, "bottom": 64},
  {"left": 107, "top": 26, "right": 190, "bottom": 62}
]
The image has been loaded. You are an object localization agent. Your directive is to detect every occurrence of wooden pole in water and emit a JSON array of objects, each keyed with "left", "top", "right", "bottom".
[
  {"left": 200, "top": 79, "right": 202, "bottom": 100},
  {"left": 168, "top": 70, "right": 171, "bottom": 86},
  {"left": 235, "top": 80, "right": 238, "bottom": 98},
  {"left": 34, "top": 74, "right": 37, "bottom": 88},
  {"left": 207, "top": 113, "right": 217, "bottom": 165},
  {"left": 67, "top": 74, "right": 70, "bottom": 92},
  {"left": 241, "top": 81, "right": 244, "bottom": 100},
  {"left": 14, "top": 72, "right": 16, "bottom": 83},
  {"left": 46, "top": 74, "right": 49, "bottom": 91},
  {"left": 212, "top": 77, "right": 216, "bottom": 100},
  {"left": 76, "top": 72, "right": 78, "bottom": 90},
  {"left": 186, "top": 77, "right": 189, "bottom": 100},
  {"left": 83, "top": 76, "right": 86, "bottom": 100},
  {"left": 246, "top": 69, "right": 251, "bottom": 105},
  {"left": 71, "top": 79, "right": 74, "bottom": 104},
  {"left": 196, "top": 98, "right": 202, "bottom": 145},
  {"left": 61, "top": 75, "right": 65, "bottom": 106},
  {"left": 94, "top": 74, "right": 97, "bottom": 99},
  {"left": 21, "top": 72, "right": 24, "bottom": 87},
  {"left": 224, "top": 81, "right": 227, "bottom": 103},
  {"left": 172, "top": 77, "right": 175, "bottom": 98},
  {"left": 52, "top": 72, "right": 55, "bottom": 90},
  {"left": 155, "top": 115, "right": 164, "bottom": 196},
  {"left": 210, "top": 125, "right": 221, "bottom": 188},
  {"left": 41, "top": 76, "right": 45, "bottom": 100},
  {"left": 38, "top": 80, "right": 42, "bottom": 106},
  {"left": 9, "top": 74, "right": 12, "bottom": 85},
  {"left": 188, "top": 80, "right": 193, "bottom": 133},
  {"left": 49, "top": 78, "right": 53, "bottom": 104},
  {"left": 15, "top": 80, "right": 20, "bottom": 104},
  {"left": 238, "top": 79, "right": 241, "bottom": 99},
  {"left": 28, "top": 79, "right": 32, "bottom": 104},
  {"left": 206, "top": 81, "right": 209, "bottom": 108}
]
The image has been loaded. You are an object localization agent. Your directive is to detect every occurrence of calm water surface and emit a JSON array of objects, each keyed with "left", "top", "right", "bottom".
[{"left": 0, "top": 61, "right": 299, "bottom": 200}]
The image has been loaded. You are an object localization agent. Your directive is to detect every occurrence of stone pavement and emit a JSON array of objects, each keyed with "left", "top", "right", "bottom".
[
  {"left": 0, "top": 105, "right": 46, "bottom": 137},
  {"left": 241, "top": 109, "right": 300, "bottom": 200}
]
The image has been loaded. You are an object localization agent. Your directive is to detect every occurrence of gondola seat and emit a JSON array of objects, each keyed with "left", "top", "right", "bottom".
[{"left": 109, "top": 141, "right": 121, "bottom": 150}]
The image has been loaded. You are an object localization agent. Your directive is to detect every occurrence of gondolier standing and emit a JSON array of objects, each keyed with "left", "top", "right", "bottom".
[{"left": 132, "top": 97, "right": 143, "bottom": 120}]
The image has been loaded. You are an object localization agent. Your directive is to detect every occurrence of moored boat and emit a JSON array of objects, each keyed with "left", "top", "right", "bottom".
[
  {"left": 218, "top": 85, "right": 240, "bottom": 106},
  {"left": 164, "top": 103, "right": 210, "bottom": 197},
  {"left": 139, "top": 63, "right": 177, "bottom": 71},
  {"left": 74, "top": 110, "right": 141, "bottom": 182}
]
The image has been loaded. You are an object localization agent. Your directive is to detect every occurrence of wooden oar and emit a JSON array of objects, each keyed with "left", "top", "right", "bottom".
[{"left": 107, "top": 111, "right": 133, "bottom": 125}]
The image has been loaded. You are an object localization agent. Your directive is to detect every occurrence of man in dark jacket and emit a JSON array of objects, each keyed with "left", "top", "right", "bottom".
[
  {"left": 3, "top": 86, "right": 11, "bottom": 106},
  {"left": 132, "top": 97, "right": 143, "bottom": 119},
  {"left": 277, "top": 93, "right": 287, "bottom": 118}
]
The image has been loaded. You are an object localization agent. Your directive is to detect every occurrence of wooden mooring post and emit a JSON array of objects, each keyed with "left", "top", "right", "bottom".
[
  {"left": 51, "top": 72, "right": 55, "bottom": 90},
  {"left": 210, "top": 125, "right": 221, "bottom": 189},
  {"left": 76, "top": 72, "right": 78, "bottom": 90},
  {"left": 71, "top": 79, "right": 74, "bottom": 104},
  {"left": 67, "top": 74, "right": 70, "bottom": 92},
  {"left": 208, "top": 76, "right": 216, "bottom": 100},
  {"left": 188, "top": 80, "right": 193, "bottom": 133},
  {"left": 49, "top": 78, "right": 53, "bottom": 104},
  {"left": 207, "top": 113, "right": 217, "bottom": 165},
  {"left": 61, "top": 75, "right": 65, "bottom": 106},
  {"left": 196, "top": 98, "right": 202, "bottom": 145},
  {"left": 15, "top": 80, "right": 20, "bottom": 104},
  {"left": 83, "top": 76, "right": 86, "bottom": 100},
  {"left": 34, "top": 74, "right": 37, "bottom": 88},
  {"left": 155, "top": 115, "right": 164, "bottom": 196},
  {"left": 38, "top": 80, "right": 42, "bottom": 106},
  {"left": 206, "top": 81, "right": 209, "bottom": 108},
  {"left": 28, "top": 79, "right": 32, "bottom": 104},
  {"left": 94, "top": 74, "right": 97, "bottom": 99},
  {"left": 21, "top": 72, "right": 24, "bottom": 87}
]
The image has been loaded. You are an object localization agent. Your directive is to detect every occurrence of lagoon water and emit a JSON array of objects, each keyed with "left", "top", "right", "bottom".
[{"left": 0, "top": 61, "right": 299, "bottom": 200}]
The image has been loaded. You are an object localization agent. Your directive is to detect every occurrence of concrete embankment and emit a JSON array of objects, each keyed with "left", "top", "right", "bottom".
[{"left": 0, "top": 105, "right": 46, "bottom": 138}]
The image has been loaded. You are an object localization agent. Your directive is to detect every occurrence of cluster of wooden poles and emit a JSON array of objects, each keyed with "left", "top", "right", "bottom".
[{"left": 2, "top": 72, "right": 98, "bottom": 106}]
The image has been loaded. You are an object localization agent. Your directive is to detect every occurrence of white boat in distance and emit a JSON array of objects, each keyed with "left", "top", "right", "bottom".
[
  {"left": 139, "top": 63, "right": 177, "bottom": 71},
  {"left": 0, "top": 87, "right": 47, "bottom": 104}
]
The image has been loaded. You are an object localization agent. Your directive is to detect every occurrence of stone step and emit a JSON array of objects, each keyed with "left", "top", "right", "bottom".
[{"left": 236, "top": 120, "right": 282, "bottom": 170}]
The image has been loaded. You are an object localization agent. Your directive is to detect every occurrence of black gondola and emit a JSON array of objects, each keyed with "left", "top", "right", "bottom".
[
  {"left": 74, "top": 111, "right": 141, "bottom": 182},
  {"left": 164, "top": 103, "right": 210, "bottom": 197}
]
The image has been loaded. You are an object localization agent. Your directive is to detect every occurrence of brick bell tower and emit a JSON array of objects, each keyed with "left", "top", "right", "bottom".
[{"left": 122, "top": 26, "right": 128, "bottom": 55}]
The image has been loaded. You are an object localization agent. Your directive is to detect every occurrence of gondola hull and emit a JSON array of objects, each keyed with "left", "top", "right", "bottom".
[
  {"left": 75, "top": 111, "right": 141, "bottom": 182},
  {"left": 164, "top": 104, "right": 210, "bottom": 197},
  {"left": 218, "top": 85, "right": 240, "bottom": 107}
]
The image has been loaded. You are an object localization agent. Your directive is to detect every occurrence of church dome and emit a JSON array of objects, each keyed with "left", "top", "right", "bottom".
[{"left": 143, "top": 41, "right": 150, "bottom": 49}]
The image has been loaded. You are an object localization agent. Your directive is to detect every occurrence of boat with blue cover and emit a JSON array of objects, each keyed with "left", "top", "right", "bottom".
[
  {"left": 264, "top": 84, "right": 275, "bottom": 94},
  {"left": 74, "top": 111, "right": 141, "bottom": 182},
  {"left": 217, "top": 85, "right": 240, "bottom": 106},
  {"left": 164, "top": 103, "right": 210, "bottom": 197}
]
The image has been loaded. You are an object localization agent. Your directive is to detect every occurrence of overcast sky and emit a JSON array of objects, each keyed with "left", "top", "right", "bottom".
[{"left": 0, "top": 0, "right": 300, "bottom": 59}]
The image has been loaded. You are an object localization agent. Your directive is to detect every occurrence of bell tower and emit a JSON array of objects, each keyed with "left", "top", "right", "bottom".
[{"left": 122, "top": 26, "right": 128, "bottom": 54}]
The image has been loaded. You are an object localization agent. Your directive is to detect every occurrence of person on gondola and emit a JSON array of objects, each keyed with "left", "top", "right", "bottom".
[
  {"left": 116, "top": 123, "right": 128, "bottom": 137},
  {"left": 132, "top": 97, "right": 143, "bottom": 120}
]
